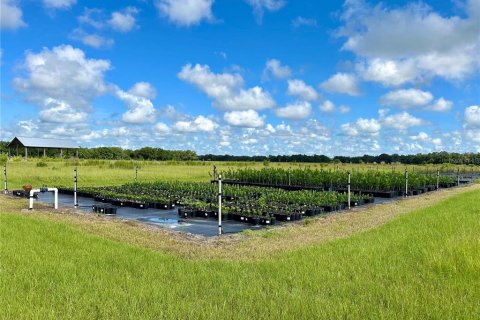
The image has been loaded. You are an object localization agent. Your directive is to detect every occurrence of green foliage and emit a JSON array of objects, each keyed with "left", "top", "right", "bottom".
[{"left": 36, "top": 161, "right": 48, "bottom": 168}]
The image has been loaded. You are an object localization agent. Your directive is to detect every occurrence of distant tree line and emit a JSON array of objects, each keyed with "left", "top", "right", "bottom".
[
  {"left": 200, "top": 152, "right": 480, "bottom": 165},
  {"left": 1, "top": 141, "right": 479, "bottom": 164}
]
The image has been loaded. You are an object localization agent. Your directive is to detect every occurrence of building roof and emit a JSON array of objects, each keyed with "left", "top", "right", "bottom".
[{"left": 7, "top": 136, "right": 79, "bottom": 149}]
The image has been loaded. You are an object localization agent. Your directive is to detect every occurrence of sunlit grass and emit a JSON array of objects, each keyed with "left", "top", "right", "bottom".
[
  {"left": 4, "top": 158, "right": 478, "bottom": 190},
  {"left": 1, "top": 189, "right": 479, "bottom": 319}
]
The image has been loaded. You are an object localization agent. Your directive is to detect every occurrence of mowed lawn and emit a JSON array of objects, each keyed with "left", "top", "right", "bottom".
[{"left": 1, "top": 189, "right": 479, "bottom": 319}]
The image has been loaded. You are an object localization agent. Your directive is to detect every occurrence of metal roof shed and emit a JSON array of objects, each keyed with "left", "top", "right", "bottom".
[{"left": 7, "top": 136, "right": 80, "bottom": 159}]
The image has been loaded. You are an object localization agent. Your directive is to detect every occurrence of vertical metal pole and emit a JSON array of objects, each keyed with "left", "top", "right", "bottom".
[
  {"left": 135, "top": 166, "right": 138, "bottom": 182},
  {"left": 347, "top": 171, "right": 351, "bottom": 210},
  {"left": 74, "top": 167, "right": 78, "bottom": 208},
  {"left": 218, "top": 174, "right": 222, "bottom": 236},
  {"left": 3, "top": 163, "right": 8, "bottom": 194},
  {"left": 436, "top": 169, "right": 440, "bottom": 190},
  {"left": 457, "top": 168, "right": 460, "bottom": 187},
  {"left": 288, "top": 167, "right": 291, "bottom": 186},
  {"left": 405, "top": 169, "right": 408, "bottom": 197}
]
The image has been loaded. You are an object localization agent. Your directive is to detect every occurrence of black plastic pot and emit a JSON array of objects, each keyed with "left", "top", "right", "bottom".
[
  {"left": 92, "top": 205, "right": 117, "bottom": 215},
  {"left": 259, "top": 217, "right": 276, "bottom": 225}
]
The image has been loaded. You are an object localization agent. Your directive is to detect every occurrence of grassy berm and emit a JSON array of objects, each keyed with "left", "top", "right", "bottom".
[{"left": 1, "top": 189, "right": 479, "bottom": 319}]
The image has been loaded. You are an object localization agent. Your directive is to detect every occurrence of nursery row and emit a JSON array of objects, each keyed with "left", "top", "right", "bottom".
[
  {"left": 222, "top": 167, "right": 459, "bottom": 195},
  {"left": 56, "top": 182, "right": 374, "bottom": 225}
]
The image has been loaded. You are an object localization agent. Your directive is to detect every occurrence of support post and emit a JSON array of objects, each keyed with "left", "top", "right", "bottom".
[
  {"left": 43, "top": 148, "right": 46, "bottom": 157},
  {"left": 457, "top": 168, "right": 460, "bottom": 187},
  {"left": 347, "top": 171, "right": 351, "bottom": 210},
  {"left": 288, "top": 167, "right": 291, "bottom": 186},
  {"left": 74, "top": 167, "right": 78, "bottom": 208},
  {"left": 404, "top": 169, "right": 408, "bottom": 198},
  {"left": 60, "top": 148, "right": 63, "bottom": 158},
  {"left": 25, "top": 147, "right": 28, "bottom": 160},
  {"left": 3, "top": 163, "right": 8, "bottom": 194},
  {"left": 436, "top": 169, "right": 440, "bottom": 190},
  {"left": 135, "top": 166, "right": 138, "bottom": 182},
  {"left": 218, "top": 174, "right": 222, "bottom": 236}
]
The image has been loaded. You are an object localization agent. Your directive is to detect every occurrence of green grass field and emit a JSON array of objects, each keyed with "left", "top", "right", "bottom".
[
  {"left": 3, "top": 158, "right": 478, "bottom": 189},
  {"left": 1, "top": 187, "right": 479, "bottom": 319}
]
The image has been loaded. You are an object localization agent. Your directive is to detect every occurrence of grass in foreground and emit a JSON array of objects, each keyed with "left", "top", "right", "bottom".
[{"left": 1, "top": 188, "right": 479, "bottom": 319}]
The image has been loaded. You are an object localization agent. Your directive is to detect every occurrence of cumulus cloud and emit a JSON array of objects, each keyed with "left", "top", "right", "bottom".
[
  {"left": 173, "top": 115, "right": 218, "bottom": 132},
  {"left": 224, "top": 110, "right": 265, "bottom": 128},
  {"left": 263, "top": 59, "right": 292, "bottom": 79},
  {"left": 275, "top": 101, "right": 312, "bottom": 120},
  {"left": 464, "top": 105, "right": 480, "bottom": 128},
  {"left": 319, "top": 100, "right": 335, "bottom": 113},
  {"left": 116, "top": 83, "right": 157, "bottom": 124},
  {"left": 43, "top": 0, "right": 76, "bottom": 10},
  {"left": 1, "top": 0, "right": 26, "bottom": 29},
  {"left": 70, "top": 28, "right": 114, "bottom": 48},
  {"left": 155, "top": 0, "right": 214, "bottom": 26},
  {"left": 381, "top": 111, "right": 425, "bottom": 131},
  {"left": 154, "top": 122, "right": 171, "bottom": 134},
  {"left": 338, "top": 0, "right": 480, "bottom": 83},
  {"left": 128, "top": 82, "right": 157, "bottom": 99},
  {"left": 380, "top": 88, "right": 433, "bottom": 109},
  {"left": 426, "top": 97, "right": 453, "bottom": 112},
  {"left": 108, "top": 7, "right": 138, "bottom": 32},
  {"left": 356, "top": 58, "right": 418, "bottom": 86},
  {"left": 287, "top": 79, "right": 318, "bottom": 101},
  {"left": 246, "top": 0, "right": 285, "bottom": 24},
  {"left": 292, "top": 16, "right": 317, "bottom": 28},
  {"left": 13, "top": 45, "right": 110, "bottom": 123},
  {"left": 341, "top": 118, "right": 381, "bottom": 136},
  {"left": 178, "top": 63, "right": 275, "bottom": 111},
  {"left": 320, "top": 73, "right": 360, "bottom": 96}
]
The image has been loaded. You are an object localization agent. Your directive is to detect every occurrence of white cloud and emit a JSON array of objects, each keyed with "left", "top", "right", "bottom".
[
  {"left": 39, "top": 98, "right": 88, "bottom": 123},
  {"left": 116, "top": 85, "right": 157, "bottom": 124},
  {"left": 464, "top": 105, "right": 480, "bottom": 128},
  {"left": 319, "top": 100, "right": 335, "bottom": 113},
  {"left": 292, "top": 16, "right": 317, "bottom": 28},
  {"left": 381, "top": 111, "right": 425, "bottom": 131},
  {"left": 341, "top": 118, "right": 381, "bottom": 137},
  {"left": 128, "top": 82, "right": 157, "bottom": 99},
  {"left": 43, "top": 0, "right": 76, "bottom": 9},
  {"left": 108, "top": 7, "right": 138, "bottom": 32},
  {"left": 178, "top": 63, "right": 275, "bottom": 111},
  {"left": 70, "top": 28, "right": 114, "bottom": 48},
  {"left": 339, "top": 105, "right": 351, "bottom": 114},
  {"left": 380, "top": 88, "right": 433, "bottom": 109},
  {"left": 287, "top": 79, "right": 318, "bottom": 101},
  {"left": 13, "top": 45, "right": 110, "bottom": 123},
  {"left": 155, "top": 0, "right": 214, "bottom": 26},
  {"left": 246, "top": 0, "right": 285, "bottom": 24},
  {"left": 426, "top": 97, "right": 453, "bottom": 112},
  {"left": 263, "top": 59, "right": 292, "bottom": 79},
  {"left": 338, "top": 0, "right": 480, "bottom": 83},
  {"left": 173, "top": 115, "right": 218, "bottom": 132},
  {"left": 224, "top": 110, "right": 265, "bottom": 128},
  {"left": 78, "top": 8, "right": 104, "bottom": 29},
  {"left": 154, "top": 122, "right": 171, "bottom": 134},
  {"left": 356, "top": 58, "right": 418, "bottom": 86},
  {"left": 320, "top": 73, "right": 360, "bottom": 96},
  {"left": 1, "top": 0, "right": 26, "bottom": 29},
  {"left": 275, "top": 101, "right": 311, "bottom": 120}
]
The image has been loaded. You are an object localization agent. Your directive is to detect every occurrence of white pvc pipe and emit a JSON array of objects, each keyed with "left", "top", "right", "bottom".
[
  {"left": 218, "top": 174, "right": 222, "bottom": 236},
  {"left": 29, "top": 188, "right": 58, "bottom": 210}
]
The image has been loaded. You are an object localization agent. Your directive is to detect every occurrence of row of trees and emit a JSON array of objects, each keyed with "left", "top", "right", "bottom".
[
  {"left": 200, "top": 152, "right": 480, "bottom": 165},
  {"left": 1, "top": 141, "right": 479, "bottom": 164}
]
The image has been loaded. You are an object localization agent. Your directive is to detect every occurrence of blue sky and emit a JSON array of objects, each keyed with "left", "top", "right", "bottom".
[{"left": 1, "top": 0, "right": 479, "bottom": 155}]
